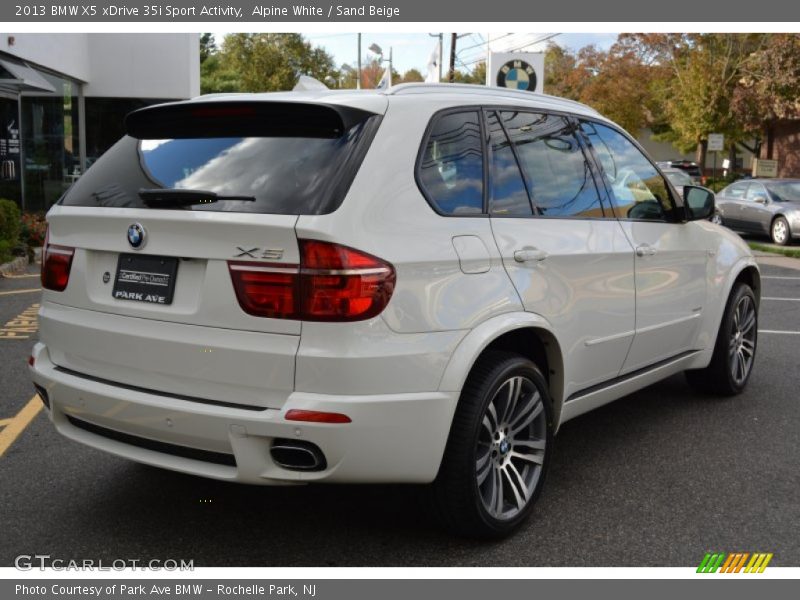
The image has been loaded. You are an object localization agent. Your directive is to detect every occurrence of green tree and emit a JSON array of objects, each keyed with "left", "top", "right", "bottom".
[
  {"left": 218, "top": 34, "right": 338, "bottom": 92},
  {"left": 452, "top": 62, "right": 486, "bottom": 85},
  {"left": 399, "top": 68, "right": 424, "bottom": 83},
  {"left": 200, "top": 52, "right": 242, "bottom": 94},
  {"left": 626, "top": 33, "right": 768, "bottom": 166},
  {"left": 199, "top": 33, "right": 216, "bottom": 64}
]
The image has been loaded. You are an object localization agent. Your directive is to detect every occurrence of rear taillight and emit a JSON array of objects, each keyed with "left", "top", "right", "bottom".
[
  {"left": 41, "top": 228, "right": 75, "bottom": 292},
  {"left": 228, "top": 240, "right": 395, "bottom": 322}
]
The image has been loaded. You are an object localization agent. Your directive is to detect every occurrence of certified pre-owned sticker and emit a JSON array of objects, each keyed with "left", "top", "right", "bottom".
[{"left": 118, "top": 269, "right": 170, "bottom": 287}]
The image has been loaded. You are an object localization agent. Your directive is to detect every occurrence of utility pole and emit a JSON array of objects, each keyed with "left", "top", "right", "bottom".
[
  {"left": 449, "top": 32, "right": 457, "bottom": 83},
  {"left": 438, "top": 33, "right": 443, "bottom": 82},
  {"left": 357, "top": 33, "right": 361, "bottom": 90}
]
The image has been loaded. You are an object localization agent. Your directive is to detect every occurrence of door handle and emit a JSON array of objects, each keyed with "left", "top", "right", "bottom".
[
  {"left": 635, "top": 244, "right": 657, "bottom": 257},
  {"left": 514, "top": 248, "right": 549, "bottom": 263}
]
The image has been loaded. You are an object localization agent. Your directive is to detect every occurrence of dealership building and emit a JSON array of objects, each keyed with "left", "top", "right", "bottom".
[{"left": 0, "top": 33, "right": 199, "bottom": 212}]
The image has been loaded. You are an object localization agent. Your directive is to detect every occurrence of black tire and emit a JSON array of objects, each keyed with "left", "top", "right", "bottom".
[
  {"left": 771, "top": 216, "right": 791, "bottom": 246},
  {"left": 432, "top": 350, "right": 553, "bottom": 539},
  {"left": 685, "top": 283, "right": 757, "bottom": 396}
]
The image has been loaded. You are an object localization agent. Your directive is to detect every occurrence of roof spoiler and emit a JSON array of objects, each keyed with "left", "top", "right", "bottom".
[{"left": 125, "top": 101, "right": 376, "bottom": 139}]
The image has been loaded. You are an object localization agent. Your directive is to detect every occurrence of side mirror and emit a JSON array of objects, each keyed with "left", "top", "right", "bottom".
[
  {"left": 684, "top": 186, "right": 715, "bottom": 221},
  {"left": 753, "top": 196, "right": 768, "bottom": 205}
]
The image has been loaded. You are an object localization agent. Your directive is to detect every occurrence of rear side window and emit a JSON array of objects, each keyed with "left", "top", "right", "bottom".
[
  {"left": 61, "top": 102, "right": 380, "bottom": 215},
  {"left": 487, "top": 111, "right": 531, "bottom": 216},
  {"left": 417, "top": 111, "right": 484, "bottom": 215},
  {"left": 498, "top": 111, "right": 605, "bottom": 218}
]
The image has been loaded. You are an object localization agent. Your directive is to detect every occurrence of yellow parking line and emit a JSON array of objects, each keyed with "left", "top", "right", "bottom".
[
  {"left": 0, "top": 418, "right": 11, "bottom": 426},
  {"left": 0, "top": 395, "right": 43, "bottom": 457},
  {"left": 0, "top": 288, "right": 41, "bottom": 296}
]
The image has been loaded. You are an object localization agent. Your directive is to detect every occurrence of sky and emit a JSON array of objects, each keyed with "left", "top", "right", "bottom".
[{"left": 303, "top": 32, "right": 619, "bottom": 75}]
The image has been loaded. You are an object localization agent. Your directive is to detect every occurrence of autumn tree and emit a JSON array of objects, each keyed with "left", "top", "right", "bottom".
[
  {"left": 544, "top": 43, "right": 583, "bottom": 99},
  {"left": 358, "top": 56, "right": 390, "bottom": 88},
  {"left": 732, "top": 33, "right": 800, "bottom": 132},
  {"left": 543, "top": 41, "right": 669, "bottom": 135}
]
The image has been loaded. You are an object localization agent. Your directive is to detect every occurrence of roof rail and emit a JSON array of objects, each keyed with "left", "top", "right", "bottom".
[{"left": 387, "top": 82, "right": 599, "bottom": 115}]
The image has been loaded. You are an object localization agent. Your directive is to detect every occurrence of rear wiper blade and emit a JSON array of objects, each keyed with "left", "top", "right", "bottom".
[{"left": 138, "top": 188, "right": 256, "bottom": 207}]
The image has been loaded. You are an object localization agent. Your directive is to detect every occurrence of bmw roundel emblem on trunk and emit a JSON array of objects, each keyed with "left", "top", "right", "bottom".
[{"left": 127, "top": 223, "right": 146, "bottom": 250}]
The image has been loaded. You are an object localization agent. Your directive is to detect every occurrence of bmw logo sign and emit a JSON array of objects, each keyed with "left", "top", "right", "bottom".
[
  {"left": 497, "top": 59, "right": 537, "bottom": 92},
  {"left": 127, "top": 223, "right": 146, "bottom": 250}
]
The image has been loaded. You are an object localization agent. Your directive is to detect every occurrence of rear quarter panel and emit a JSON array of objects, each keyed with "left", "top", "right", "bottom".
[{"left": 295, "top": 96, "right": 524, "bottom": 335}]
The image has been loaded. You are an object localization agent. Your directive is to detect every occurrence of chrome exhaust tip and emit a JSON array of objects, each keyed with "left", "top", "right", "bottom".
[{"left": 270, "top": 439, "right": 327, "bottom": 472}]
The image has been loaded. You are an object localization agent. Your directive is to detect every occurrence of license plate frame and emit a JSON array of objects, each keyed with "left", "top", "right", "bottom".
[{"left": 112, "top": 254, "right": 179, "bottom": 305}]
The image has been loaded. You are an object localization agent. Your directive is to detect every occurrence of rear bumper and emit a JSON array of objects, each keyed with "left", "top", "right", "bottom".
[{"left": 30, "top": 343, "right": 459, "bottom": 485}]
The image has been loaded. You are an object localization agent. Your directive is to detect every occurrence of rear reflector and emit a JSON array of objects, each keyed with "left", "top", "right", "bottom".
[
  {"left": 28, "top": 355, "right": 34, "bottom": 367},
  {"left": 41, "top": 228, "right": 75, "bottom": 292},
  {"left": 228, "top": 240, "right": 395, "bottom": 322},
  {"left": 285, "top": 409, "right": 352, "bottom": 424}
]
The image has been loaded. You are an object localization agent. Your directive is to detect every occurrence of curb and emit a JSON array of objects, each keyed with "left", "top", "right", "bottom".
[{"left": 0, "top": 255, "right": 30, "bottom": 278}]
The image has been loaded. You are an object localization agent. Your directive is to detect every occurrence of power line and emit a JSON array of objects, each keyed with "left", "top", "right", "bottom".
[{"left": 458, "top": 33, "right": 562, "bottom": 66}]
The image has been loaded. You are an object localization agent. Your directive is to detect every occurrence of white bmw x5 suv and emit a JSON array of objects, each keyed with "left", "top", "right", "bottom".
[{"left": 29, "top": 84, "right": 760, "bottom": 537}]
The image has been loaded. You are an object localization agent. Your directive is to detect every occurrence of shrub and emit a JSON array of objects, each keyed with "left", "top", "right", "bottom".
[
  {"left": 0, "top": 198, "right": 22, "bottom": 264},
  {"left": 21, "top": 212, "right": 47, "bottom": 247}
]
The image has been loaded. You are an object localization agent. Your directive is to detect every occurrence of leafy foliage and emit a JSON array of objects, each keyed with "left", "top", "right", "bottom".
[
  {"left": 398, "top": 68, "right": 424, "bottom": 83},
  {"left": 452, "top": 62, "right": 486, "bottom": 85},
  {"left": 201, "top": 34, "right": 339, "bottom": 93},
  {"left": 21, "top": 212, "right": 47, "bottom": 247},
  {"left": 544, "top": 40, "right": 669, "bottom": 134},
  {"left": 732, "top": 34, "right": 800, "bottom": 130},
  {"left": 545, "top": 34, "right": 800, "bottom": 166},
  {"left": 0, "top": 199, "right": 22, "bottom": 264}
]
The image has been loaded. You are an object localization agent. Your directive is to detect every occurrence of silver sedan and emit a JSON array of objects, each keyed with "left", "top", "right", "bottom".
[{"left": 715, "top": 178, "right": 800, "bottom": 245}]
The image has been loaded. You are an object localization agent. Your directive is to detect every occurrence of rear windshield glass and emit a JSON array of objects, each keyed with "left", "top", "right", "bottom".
[{"left": 61, "top": 114, "right": 379, "bottom": 215}]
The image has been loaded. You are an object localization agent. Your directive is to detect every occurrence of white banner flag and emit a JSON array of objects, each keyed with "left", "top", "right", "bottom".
[
  {"left": 376, "top": 64, "right": 392, "bottom": 90},
  {"left": 426, "top": 41, "right": 441, "bottom": 83}
]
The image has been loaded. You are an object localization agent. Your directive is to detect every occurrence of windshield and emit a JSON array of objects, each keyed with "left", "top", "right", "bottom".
[{"left": 765, "top": 181, "right": 800, "bottom": 203}]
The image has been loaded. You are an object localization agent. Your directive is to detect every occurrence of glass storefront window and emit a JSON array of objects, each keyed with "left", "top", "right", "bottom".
[
  {"left": 20, "top": 70, "right": 81, "bottom": 212},
  {"left": 0, "top": 96, "right": 21, "bottom": 206}
]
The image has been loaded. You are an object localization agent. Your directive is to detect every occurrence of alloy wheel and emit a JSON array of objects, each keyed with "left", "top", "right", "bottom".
[
  {"left": 476, "top": 375, "right": 547, "bottom": 521},
  {"left": 729, "top": 294, "right": 757, "bottom": 386}
]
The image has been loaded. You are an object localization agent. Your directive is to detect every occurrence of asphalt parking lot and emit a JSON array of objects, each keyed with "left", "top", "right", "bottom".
[{"left": 1, "top": 256, "right": 798, "bottom": 568}]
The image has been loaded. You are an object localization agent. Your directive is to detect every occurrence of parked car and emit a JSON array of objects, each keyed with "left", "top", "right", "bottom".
[
  {"left": 661, "top": 168, "right": 694, "bottom": 198},
  {"left": 29, "top": 84, "right": 760, "bottom": 538},
  {"left": 715, "top": 178, "right": 800, "bottom": 245},
  {"left": 657, "top": 160, "right": 703, "bottom": 185}
]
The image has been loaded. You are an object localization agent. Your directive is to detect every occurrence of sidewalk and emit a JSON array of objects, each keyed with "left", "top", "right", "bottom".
[{"left": 754, "top": 252, "right": 800, "bottom": 271}]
